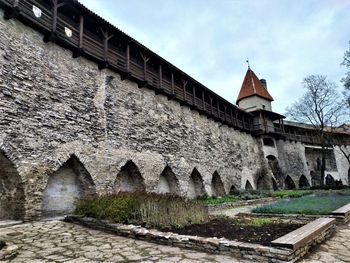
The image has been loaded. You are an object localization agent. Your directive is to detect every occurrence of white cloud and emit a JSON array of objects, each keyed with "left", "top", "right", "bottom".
[{"left": 79, "top": 0, "right": 350, "bottom": 115}]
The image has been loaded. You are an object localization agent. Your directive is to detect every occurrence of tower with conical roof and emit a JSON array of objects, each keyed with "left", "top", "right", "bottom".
[
  {"left": 236, "top": 67, "right": 285, "bottom": 135},
  {"left": 236, "top": 67, "right": 274, "bottom": 112}
]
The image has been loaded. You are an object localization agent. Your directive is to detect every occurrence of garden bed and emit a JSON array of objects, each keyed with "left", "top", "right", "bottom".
[
  {"left": 252, "top": 193, "right": 350, "bottom": 215},
  {"left": 160, "top": 216, "right": 303, "bottom": 246}
]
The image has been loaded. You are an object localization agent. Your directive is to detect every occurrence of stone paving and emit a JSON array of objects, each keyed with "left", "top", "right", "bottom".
[
  {"left": 1, "top": 219, "right": 349, "bottom": 263},
  {"left": 0, "top": 220, "right": 252, "bottom": 263}
]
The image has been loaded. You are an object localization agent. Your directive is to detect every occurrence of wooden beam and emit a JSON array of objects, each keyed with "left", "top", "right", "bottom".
[
  {"left": 224, "top": 105, "right": 227, "bottom": 122},
  {"left": 217, "top": 101, "right": 220, "bottom": 118},
  {"left": 210, "top": 97, "right": 213, "bottom": 115},
  {"left": 73, "top": 15, "right": 84, "bottom": 58},
  {"left": 98, "top": 29, "right": 113, "bottom": 69}
]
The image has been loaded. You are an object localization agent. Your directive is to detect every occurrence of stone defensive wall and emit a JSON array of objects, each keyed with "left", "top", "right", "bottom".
[{"left": 0, "top": 0, "right": 349, "bottom": 220}]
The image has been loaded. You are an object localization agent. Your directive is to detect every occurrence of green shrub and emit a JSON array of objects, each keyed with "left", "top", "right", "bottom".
[
  {"left": 271, "top": 190, "right": 312, "bottom": 198},
  {"left": 75, "top": 192, "right": 209, "bottom": 228},
  {"left": 199, "top": 196, "right": 238, "bottom": 205}
]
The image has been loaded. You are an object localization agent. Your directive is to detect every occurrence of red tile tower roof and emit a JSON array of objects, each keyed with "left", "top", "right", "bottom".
[{"left": 236, "top": 68, "right": 274, "bottom": 104}]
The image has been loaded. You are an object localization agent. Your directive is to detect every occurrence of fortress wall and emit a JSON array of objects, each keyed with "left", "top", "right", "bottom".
[{"left": 0, "top": 11, "right": 264, "bottom": 219}]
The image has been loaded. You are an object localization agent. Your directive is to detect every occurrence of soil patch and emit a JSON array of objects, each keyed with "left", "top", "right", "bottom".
[{"left": 160, "top": 217, "right": 304, "bottom": 246}]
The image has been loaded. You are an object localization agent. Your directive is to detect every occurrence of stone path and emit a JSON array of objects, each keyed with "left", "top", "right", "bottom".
[
  {"left": 0, "top": 220, "right": 251, "bottom": 263},
  {"left": 299, "top": 221, "right": 350, "bottom": 263},
  {"left": 1, "top": 219, "right": 349, "bottom": 262}
]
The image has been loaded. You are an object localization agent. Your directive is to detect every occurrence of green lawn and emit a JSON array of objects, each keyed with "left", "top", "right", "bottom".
[{"left": 252, "top": 193, "right": 350, "bottom": 215}]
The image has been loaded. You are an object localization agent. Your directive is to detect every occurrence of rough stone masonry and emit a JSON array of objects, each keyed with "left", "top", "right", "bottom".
[{"left": 0, "top": 7, "right": 349, "bottom": 220}]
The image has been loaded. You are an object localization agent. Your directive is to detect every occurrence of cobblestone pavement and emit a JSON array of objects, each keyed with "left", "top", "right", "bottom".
[
  {"left": 1, "top": 220, "right": 349, "bottom": 263},
  {"left": 298, "top": 221, "right": 350, "bottom": 263},
  {"left": 1, "top": 220, "right": 252, "bottom": 263}
]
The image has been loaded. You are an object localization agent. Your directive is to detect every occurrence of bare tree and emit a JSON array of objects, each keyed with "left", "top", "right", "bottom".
[
  {"left": 342, "top": 41, "right": 350, "bottom": 107},
  {"left": 286, "top": 75, "right": 347, "bottom": 185}
]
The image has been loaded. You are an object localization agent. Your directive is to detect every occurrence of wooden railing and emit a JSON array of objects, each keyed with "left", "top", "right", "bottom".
[{"left": 1, "top": 0, "right": 349, "bottom": 146}]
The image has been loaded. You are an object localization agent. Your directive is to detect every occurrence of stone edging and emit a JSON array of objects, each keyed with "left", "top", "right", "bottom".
[
  {"left": 205, "top": 197, "right": 280, "bottom": 213},
  {"left": 64, "top": 215, "right": 335, "bottom": 263}
]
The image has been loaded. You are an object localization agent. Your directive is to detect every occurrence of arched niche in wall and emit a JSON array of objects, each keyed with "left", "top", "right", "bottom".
[
  {"left": 245, "top": 180, "right": 254, "bottom": 190},
  {"left": 211, "top": 171, "right": 225, "bottom": 197},
  {"left": 187, "top": 168, "right": 206, "bottom": 199},
  {"left": 157, "top": 166, "right": 179, "bottom": 195},
  {"left": 0, "top": 151, "right": 25, "bottom": 220},
  {"left": 325, "top": 174, "right": 335, "bottom": 186},
  {"left": 299, "top": 175, "right": 310, "bottom": 188},
  {"left": 284, "top": 175, "right": 296, "bottom": 190},
  {"left": 229, "top": 185, "right": 238, "bottom": 195},
  {"left": 42, "top": 155, "right": 96, "bottom": 217},
  {"left": 114, "top": 160, "right": 145, "bottom": 193}
]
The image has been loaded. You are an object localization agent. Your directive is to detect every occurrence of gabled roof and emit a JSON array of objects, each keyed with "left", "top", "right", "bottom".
[{"left": 236, "top": 68, "right": 274, "bottom": 104}]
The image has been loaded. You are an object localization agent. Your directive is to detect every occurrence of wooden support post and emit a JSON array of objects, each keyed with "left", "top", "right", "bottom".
[
  {"left": 192, "top": 86, "right": 196, "bottom": 106},
  {"left": 230, "top": 108, "right": 235, "bottom": 126},
  {"left": 126, "top": 44, "right": 130, "bottom": 72},
  {"left": 209, "top": 97, "right": 213, "bottom": 115},
  {"left": 4, "top": 0, "right": 20, "bottom": 20},
  {"left": 73, "top": 15, "right": 84, "bottom": 58},
  {"left": 171, "top": 72, "right": 175, "bottom": 95},
  {"left": 182, "top": 79, "right": 187, "bottom": 101},
  {"left": 139, "top": 53, "right": 149, "bottom": 87},
  {"left": 98, "top": 30, "right": 113, "bottom": 70},
  {"left": 217, "top": 101, "right": 220, "bottom": 118},
  {"left": 159, "top": 64, "right": 163, "bottom": 90},
  {"left": 121, "top": 43, "right": 131, "bottom": 80},
  {"left": 44, "top": 0, "right": 65, "bottom": 43},
  {"left": 202, "top": 91, "right": 205, "bottom": 111},
  {"left": 224, "top": 105, "right": 227, "bottom": 122}
]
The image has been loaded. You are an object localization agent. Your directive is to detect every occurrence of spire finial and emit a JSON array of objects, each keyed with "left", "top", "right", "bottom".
[{"left": 246, "top": 58, "right": 250, "bottom": 69}]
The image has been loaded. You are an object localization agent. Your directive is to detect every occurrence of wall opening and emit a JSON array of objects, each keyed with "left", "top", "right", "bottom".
[
  {"left": 0, "top": 151, "right": 25, "bottom": 220},
  {"left": 284, "top": 175, "right": 296, "bottom": 190},
  {"left": 266, "top": 155, "right": 283, "bottom": 188},
  {"left": 325, "top": 174, "right": 335, "bottom": 186},
  {"left": 299, "top": 174, "right": 310, "bottom": 188},
  {"left": 157, "top": 166, "right": 179, "bottom": 195},
  {"left": 42, "top": 156, "right": 95, "bottom": 217},
  {"left": 187, "top": 168, "right": 205, "bottom": 199},
  {"left": 348, "top": 168, "right": 350, "bottom": 186},
  {"left": 211, "top": 171, "right": 225, "bottom": 197},
  {"left": 114, "top": 160, "right": 145, "bottom": 193},
  {"left": 245, "top": 180, "right": 253, "bottom": 190},
  {"left": 229, "top": 185, "right": 237, "bottom": 195},
  {"left": 263, "top": 138, "right": 275, "bottom": 147}
]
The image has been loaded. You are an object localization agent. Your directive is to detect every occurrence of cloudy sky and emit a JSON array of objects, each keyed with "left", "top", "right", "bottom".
[{"left": 79, "top": 0, "right": 350, "bottom": 114}]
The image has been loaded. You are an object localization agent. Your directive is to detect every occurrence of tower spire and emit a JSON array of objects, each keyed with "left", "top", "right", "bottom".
[{"left": 246, "top": 58, "right": 250, "bottom": 69}]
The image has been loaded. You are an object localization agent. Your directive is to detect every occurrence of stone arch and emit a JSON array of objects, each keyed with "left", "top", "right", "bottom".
[
  {"left": 299, "top": 175, "right": 310, "bottom": 188},
  {"left": 114, "top": 160, "right": 145, "bottom": 193},
  {"left": 284, "top": 175, "right": 296, "bottom": 190},
  {"left": 157, "top": 166, "right": 180, "bottom": 195},
  {"left": 211, "top": 171, "right": 225, "bottom": 197},
  {"left": 0, "top": 150, "right": 25, "bottom": 220},
  {"left": 245, "top": 180, "right": 254, "bottom": 190},
  {"left": 42, "top": 155, "right": 95, "bottom": 217},
  {"left": 325, "top": 174, "right": 335, "bottom": 186},
  {"left": 187, "top": 168, "right": 206, "bottom": 199}
]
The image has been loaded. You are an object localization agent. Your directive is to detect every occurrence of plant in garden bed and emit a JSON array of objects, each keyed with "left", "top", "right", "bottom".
[
  {"left": 252, "top": 193, "right": 350, "bottom": 215},
  {"left": 74, "top": 192, "right": 209, "bottom": 228},
  {"left": 271, "top": 190, "right": 312, "bottom": 198}
]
